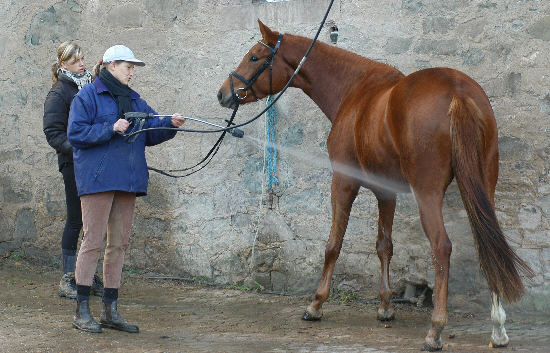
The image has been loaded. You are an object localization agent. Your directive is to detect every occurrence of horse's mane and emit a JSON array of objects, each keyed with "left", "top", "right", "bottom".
[{"left": 288, "top": 33, "right": 403, "bottom": 79}]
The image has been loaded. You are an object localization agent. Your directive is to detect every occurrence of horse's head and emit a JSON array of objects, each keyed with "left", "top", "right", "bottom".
[{"left": 218, "top": 20, "right": 287, "bottom": 109}]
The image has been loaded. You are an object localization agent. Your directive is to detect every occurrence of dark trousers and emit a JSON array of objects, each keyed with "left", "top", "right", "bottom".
[{"left": 60, "top": 162, "right": 83, "bottom": 252}]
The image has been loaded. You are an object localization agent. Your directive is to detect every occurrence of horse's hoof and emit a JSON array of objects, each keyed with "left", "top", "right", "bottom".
[
  {"left": 302, "top": 310, "right": 322, "bottom": 321},
  {"left": 376, "top": 308, "right": 395, "bottom": 321},
  {"left": 489, "top": 341, "right": 509, "bottom": 349},
  {"left": 421, "top": 338, "right": 442, "bottom": 351},
  {"left": 421, "top": 343, "right": 442, "bottom": 352}
]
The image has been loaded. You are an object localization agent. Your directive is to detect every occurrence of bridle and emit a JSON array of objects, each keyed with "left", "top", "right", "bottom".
[{"left": 228, "top": 33, "right": 284, "bottom": 103}]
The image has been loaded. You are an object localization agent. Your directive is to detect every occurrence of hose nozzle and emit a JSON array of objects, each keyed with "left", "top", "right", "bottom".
[
  {"left": 230, "top": 128, "right": 244, "bottom": 138},
  {"left": 123, "top": 112, "right": 244, "bottom": 138}
]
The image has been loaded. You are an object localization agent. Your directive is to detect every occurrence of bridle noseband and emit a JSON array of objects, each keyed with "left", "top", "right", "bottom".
[{"left": 229, "top": 33, "right": 284, "bottom": 102}]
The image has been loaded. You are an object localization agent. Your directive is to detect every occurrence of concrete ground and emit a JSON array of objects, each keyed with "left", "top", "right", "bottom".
[{"left": 1, "top": 255, "right": 549, "bottom": 353}]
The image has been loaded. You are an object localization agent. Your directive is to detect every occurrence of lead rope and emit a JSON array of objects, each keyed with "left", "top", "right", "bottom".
[
  {"left": 265, "top": 95, "right": 279, "bottom": 191},
  {"left": 147, "top": 102, "right": 240, "bottom": 178},
  {"left": 250, "top": 96, "right": 278, "bottom": 275}
]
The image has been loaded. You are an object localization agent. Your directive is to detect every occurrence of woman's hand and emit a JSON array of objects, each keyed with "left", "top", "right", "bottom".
[
  {"left": 113, "top": 119, "right": 130, "bottom": 133},
  {"left": 171, "top": 114, "right": 186, "bottom": 127}
]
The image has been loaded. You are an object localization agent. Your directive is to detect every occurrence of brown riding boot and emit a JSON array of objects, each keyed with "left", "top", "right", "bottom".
[
  {"left": 100, "top": 301, "right": 139, "bottom": 333},
  {"left": 73, "top": 300, "right": 102, "bottom": 333}
]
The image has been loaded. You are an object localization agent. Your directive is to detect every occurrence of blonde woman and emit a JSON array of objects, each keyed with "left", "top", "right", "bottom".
[{"left": 43, "top": 41, "right": 103, "bottom": 299}]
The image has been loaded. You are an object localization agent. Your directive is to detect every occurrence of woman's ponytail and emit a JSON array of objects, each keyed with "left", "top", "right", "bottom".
[
  {"left": 92, "top": 61, "right": 103, "bottom": 81},
  {"left": 51, "top": 62, "right": 60, "bottom": 87}
]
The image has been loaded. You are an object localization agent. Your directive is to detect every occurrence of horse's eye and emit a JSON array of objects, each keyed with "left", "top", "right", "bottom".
[{"left": 250, "top": 55, "right": 259, "bottom": 62}]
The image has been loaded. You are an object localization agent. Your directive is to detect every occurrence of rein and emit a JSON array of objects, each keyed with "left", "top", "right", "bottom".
[{"left": 120, "top": 0, "right": 335, "bottom": 177}]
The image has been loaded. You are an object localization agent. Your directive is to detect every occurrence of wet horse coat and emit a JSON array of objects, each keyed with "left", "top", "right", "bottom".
[{"left": 218, "top": 21, "right": 533, "bottom": 351}]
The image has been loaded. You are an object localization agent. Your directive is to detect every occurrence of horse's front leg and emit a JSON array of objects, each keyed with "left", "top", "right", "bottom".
[
  {"left": 302, "top": 174, "right": 359, "bottom": 321},
  {"left": 375, "top": 194, "right": 397, "bottom": 321},
  {"left": 489, "top": 292, "right": 509, "bottom": 348}
]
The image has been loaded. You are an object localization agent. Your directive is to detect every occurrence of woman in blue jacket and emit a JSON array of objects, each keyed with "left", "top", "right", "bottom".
[{"left": 68, "top": 45, "right": 185, "bottom": 333}]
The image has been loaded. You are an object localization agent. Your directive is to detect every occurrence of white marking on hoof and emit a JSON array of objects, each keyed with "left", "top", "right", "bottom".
[{"left": 490, "top": 293, "right": 509, "bottom": 348}]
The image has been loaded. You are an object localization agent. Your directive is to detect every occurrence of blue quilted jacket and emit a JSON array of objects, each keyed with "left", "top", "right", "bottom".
[{"left": 68, "top": 78, "right": 177, "bottom": 196}]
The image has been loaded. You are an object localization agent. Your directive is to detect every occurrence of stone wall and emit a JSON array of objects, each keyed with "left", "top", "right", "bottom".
[{"left": 1, "top": 0, "right": 549, "bottom": 311}]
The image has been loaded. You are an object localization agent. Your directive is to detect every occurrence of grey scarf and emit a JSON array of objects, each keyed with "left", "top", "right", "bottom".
[{"left": 58, "top": 68, "right": 92, "bottom": 90}]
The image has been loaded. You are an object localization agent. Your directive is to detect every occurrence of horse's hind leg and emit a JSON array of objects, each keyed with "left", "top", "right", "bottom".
[
  {"left": 490, "top": 293, "right": 509, "bottom": 348},
  {"left": 303, "top": 174, "right": 359, "bottom": 321},
  {"left": 415, "top": 192, "right": 451, "bottom": 352},
  {"left": 375, "top": 193, "right": 397, "bottom": 321}
]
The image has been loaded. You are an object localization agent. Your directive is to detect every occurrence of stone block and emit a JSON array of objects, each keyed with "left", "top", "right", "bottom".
[
  {"left": 527, "top": 15, "right": 550, "bottom": 41},
  {"left": 539, "top": 94, "right": 550, "bottom": 114},
  {"left": 271, "top": 270, "right": 286, "bottom": 292},
  {"left": 133, "top": 216, "right": 168, "bottom": 239},
  {"left": 44, "top": 191, "right": 64, "bottom": 218},
  {"left": 1, "top": 176, "right": 32, "bottom": 204},
  {"left": 517, "top": 247, "right": 543, "bottom": 281},
  {"left": 518, "top": 204, "right": 541, "bottom": 230},
  {"left": 211, "top": 252, "right": 244, "bottom": 281},
  {"left": 384, "top": 37, "right": 412, "bottom": 55},
  {"left": 422, "top": 17, "right": 453, "bottom": 34},
  {"left": 257, "top": 210, "right": 293, "bottom": 244},
  {"left": 0, "top": 113, "right": 21, "bottom": 145},
  {"left": 231, "top": 213, "right": 252, "bottom": 228},
  {"left": 521, "top": 285, "right": 550, "bottom": 312},
  {"left": 242, "top": 157, "right": 263, "bottom": 194},
  {"left": 461, "top": 48, "right": 485, "bottom": 66},
  {"left": 107, "top": 6, "right": 144, "bottom": 28},
  {"left": 24, "top": 4, "right": 81, "bottom": 46},
  {"left": 144, "top": 0, "right": 197, "bottom": 21},
  {"left": 281, "top": 187, "right": 324, "bottom": 215},
  {"left": 506, "top": 72, "right": 522, "bottom": 96},
  {"left": 15, "top": 208, "right": 36, "bottom": 241},
  {"left": 253, "top": 249, "right": 277, "bottom": 271},
  {"left": 253, "top": 271, "right": 272, "bottom": 290},
  {"left": 0, "top": 36, "right": 6, "bottom": 57},
  {"left": 401, "top": 0, "right": 423, "bottom": 13},
  {"left": 281, "top": 123, "right": 304, "bottom": 147},
  {"left": 498, "top": 136, "right": 531, "bottom": 161},
  {"left": 522, "top": 230, "right": 548, "bottom": 249},
  {"left": 0, "top": 210, "right": 14, "bottom": 243},
  {"left": 414, "top": 39, "right": 459, "bottom": 55},
  {"left": 0, "top": 149, "right": 23, "bottom": 162},
  {"left": 542, "top": 248, "right": 550, "bottom": 280}
]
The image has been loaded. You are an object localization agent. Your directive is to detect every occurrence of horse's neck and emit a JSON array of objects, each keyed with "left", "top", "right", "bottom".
[{"left": 285, "top": 36, "right": 399, "bottom": 122}]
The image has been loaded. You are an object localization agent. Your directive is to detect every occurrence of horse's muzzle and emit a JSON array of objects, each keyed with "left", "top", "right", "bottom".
[{"left": 217, "top": 90, "right": 235, "bottom": 109}]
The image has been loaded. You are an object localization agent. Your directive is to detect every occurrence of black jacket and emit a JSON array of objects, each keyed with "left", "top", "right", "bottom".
[{"left": 43, "top": 74, "right": 79, "bottom": 170}]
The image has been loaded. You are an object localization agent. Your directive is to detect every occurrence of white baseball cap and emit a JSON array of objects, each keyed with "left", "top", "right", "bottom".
[{"left": 102, "top": 45, "right": 145, "bottom": 66}]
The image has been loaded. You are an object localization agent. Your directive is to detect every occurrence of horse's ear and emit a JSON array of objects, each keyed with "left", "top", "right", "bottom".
[{"left": 258, "top": 19, "right": 276, "bottom": 44}]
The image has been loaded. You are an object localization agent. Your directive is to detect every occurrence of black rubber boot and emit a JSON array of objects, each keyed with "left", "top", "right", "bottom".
[
  {"left": 73, "top": 300, "right": 102, "bottom": 333},
  {"left": 92, "top": 274, "right": 104, "bottom": 297},
  {"left": 100, "top": 301, "right": 139, "bottom": 333}
]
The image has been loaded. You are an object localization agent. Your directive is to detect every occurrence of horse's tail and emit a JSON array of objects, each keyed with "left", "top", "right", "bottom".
[{"left": 449, "top": 95, "right": 534, "bottom": 303}]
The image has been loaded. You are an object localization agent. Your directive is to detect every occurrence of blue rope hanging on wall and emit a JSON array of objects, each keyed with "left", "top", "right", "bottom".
[{"left": 265, "top": 95, "right": 279, "bottom": 191}]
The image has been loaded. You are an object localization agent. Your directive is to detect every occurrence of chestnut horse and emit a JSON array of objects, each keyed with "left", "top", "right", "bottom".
[{"left": 218, "top": 21, "right": 533, "bottom": 351}]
